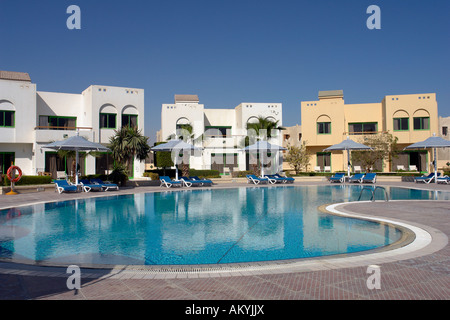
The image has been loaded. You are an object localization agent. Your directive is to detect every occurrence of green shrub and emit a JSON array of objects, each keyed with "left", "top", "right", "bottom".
[
  {"left": 188, "top": 169, "right": 220, "bottom": 178},
  {"left": 143, "top": 172, "right": 159, "bottom": 180},
  {"left": 108, "top": 164, "right": 129, "bottom": 186},
  {"left": 2, "top": 175, "right": 53, "bottom": 186},
  {"left": 232, "top": 170, "right": 253, "bottom": 178}
]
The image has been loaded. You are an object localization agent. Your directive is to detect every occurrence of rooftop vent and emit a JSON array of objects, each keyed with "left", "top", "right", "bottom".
[
  {"left": 0, "top": 70, "right": 31, "bottom": 82},
  {"left": 318, "top": 90, "right": 343, "bottom": 100}
]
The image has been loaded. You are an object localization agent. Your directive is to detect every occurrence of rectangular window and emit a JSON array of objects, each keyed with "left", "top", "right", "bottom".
[
  {"left": 39, "top": 116, "right": 76, "bottom": 130},
  {"left": 95, "top": 152, "right": 114, "bottom": 175},
  {"left": 443, "top": 126, "right": 448, "bottom": 136},
  {"left": 317, "top": 152, "right": 331, "bottom": 170},
  {"left": 205, "top": 126, "right": 232, "bottom": 138},
  {"left": 100, "top": 113, "right": 116, "bottom": 129},
  {"left": 0, "top": 111, "right": 15, "bottom": 127},
  {"left": 317, "top": 122, "right": 331, "bottom": 134},
  {"left": 393, "top": 118, "right": 409, "bottom": 131},
  {"left": 413, "top": 117, "right": 430, "bottom": 130},
  {"left": 122, "top": 114, "right": 138, "bottom": 128},
  {"left": 0, "top": 152, "right": 15, "bottom": 174},
  {"left": 348, "top": 122, "right": 378, "bottom": 135}
]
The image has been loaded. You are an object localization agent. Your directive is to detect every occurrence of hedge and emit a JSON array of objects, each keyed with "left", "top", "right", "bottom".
[
  {"left": 1, "top": 175, "right": 53, "bottom": 186},
  {"left": 188, "top": 169, "right": 220, "bottom": 178}
]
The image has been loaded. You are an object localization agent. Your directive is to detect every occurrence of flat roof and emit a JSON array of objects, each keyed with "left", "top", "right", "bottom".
[
  {"left": 0, "top": 70, "right": 31, "bottom": 82},
  {"left": 174, "top": 94, "right": 199, "bottom": 103},
  {"left": 318, "top": 90, "right": 343, "bottom": 99}
]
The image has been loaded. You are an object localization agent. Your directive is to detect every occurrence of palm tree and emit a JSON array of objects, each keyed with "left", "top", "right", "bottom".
[
  {"left": 109, "top": 126, "right": 151, "bottom": 175},
  {"left": 246, "top": 116, "right": 285, "bottom": 141},
  {"left": 245, "top": 116, "right": 285, "bottom": 175},
  {"left": 166, "top": 123, "right": 201, "bottom": 177}
]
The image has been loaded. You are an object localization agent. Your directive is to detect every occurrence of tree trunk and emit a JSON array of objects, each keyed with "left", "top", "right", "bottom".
[{"left": 182, "top": 163, "right": 190, "bottom": 178}]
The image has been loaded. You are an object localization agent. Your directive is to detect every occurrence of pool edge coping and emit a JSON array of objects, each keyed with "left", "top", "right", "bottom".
[{"left": 0, "top": 197, "right": 447, "bottom": 279}]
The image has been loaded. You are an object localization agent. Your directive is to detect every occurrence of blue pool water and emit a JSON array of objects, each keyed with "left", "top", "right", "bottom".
[{"left": 0, "top": 185, "right": 448, "bottom": 266}]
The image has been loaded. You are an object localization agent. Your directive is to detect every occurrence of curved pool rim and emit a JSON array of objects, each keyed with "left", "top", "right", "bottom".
[{"left": 0, "top": 185, "right": 440, "bottom": 274}]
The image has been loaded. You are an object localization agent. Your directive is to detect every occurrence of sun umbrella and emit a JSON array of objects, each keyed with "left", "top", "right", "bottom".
[
  {"left": 242, "top": 141, "right": 287, "bottom": 176},
  {"left": 323, "top": 137, "right": 372, "bottom": 177},
  {"left": 404, "top": 134, "right": 450, "bottom": 184},
  {"left": 43, "top": 131, "right": 110, "bottom": 185},
  {"left": 151, "top": 140, "right": 202, "bottom": 180}
]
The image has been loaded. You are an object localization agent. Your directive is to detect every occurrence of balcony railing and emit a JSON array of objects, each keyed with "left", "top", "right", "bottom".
[
  {"left": 343, "top": 131, "right": 388, "bottom": 136},
  {"left": 35, "top": 126, "right": 93, "bottom": 131}
]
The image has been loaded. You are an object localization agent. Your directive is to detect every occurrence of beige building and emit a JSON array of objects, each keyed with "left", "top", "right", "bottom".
[
  {"left": 281, "top": 124, "right": 302, "bottom": 171},
  {"left": 301, "top": 90, "right": 440, "bottom": 173},
  {"left": 438, "top": 116, "right": 450, "bottom": 170}
]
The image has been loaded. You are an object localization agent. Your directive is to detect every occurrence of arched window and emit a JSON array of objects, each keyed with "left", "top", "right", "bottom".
[
  {"left": 316, "top": 115, "right": 331, "bottom": 134},
  {"left": 122, "top": 105, "right": 138, "bottom": 129},
  {"left": 393, "top": 110, "right": 410, "bottom": 131},
  {"left": 0, "top": 100, "right": 15, "bottom": 128},
  {"left": 99, "top": 104, "right": 117, "bottom": 129},
  {"left": 413, "top": 109, "right": 430, "bottom": 130}
]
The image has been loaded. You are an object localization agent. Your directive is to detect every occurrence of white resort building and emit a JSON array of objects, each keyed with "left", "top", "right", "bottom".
[
  {"left": 157, "top": 95, "right": 284, "bottom": 174},
  {"left": 0, "top": 70, "right": 146, "bottom": 179}
]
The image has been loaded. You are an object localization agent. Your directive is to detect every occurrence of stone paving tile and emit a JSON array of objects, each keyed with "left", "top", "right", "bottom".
[{"left": 1, "top": 183, "right": 449, "bottom": 300}]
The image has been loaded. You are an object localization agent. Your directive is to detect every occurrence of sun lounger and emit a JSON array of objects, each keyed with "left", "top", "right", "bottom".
[
  {"left": 190, "top": 176, "right": 213, "bottom": 186},
  {"left": 329, "top": 172, "right": 345, "bottom": 183},
  {"left": 414, "top": 172, "right": 441, "bottom": 184},
  {"left": 362, "top": 173, "right": 377, "bottom": 183},
  {"left": 264, "top": 175, "right": 285, "bottom": 184},
  {"left": 437, "top": 175, "right": 450, "bottom": 184},
  {"left": 90, "top": 178, "right": 119, "bottom": 191},
  {"left": 54, "top": 179, "right": 78, "bottom": 194},
  {"left": 274, "top": 173, "right": 295, "bottom": 183},
  {"left": 246, "top": 174, "right": 269, "bottom": 185},
  {"left": 349, "top": 173, "right": 365, "bottom": 183},
  {"left": 79, "top": 179, "right": 103, "bottom": 192},
  {"left": 180, "top": 176, "right": 202, "bottom": 187},
  {"left": 160, "top": 176, "right": 183, "bottom": 188}
]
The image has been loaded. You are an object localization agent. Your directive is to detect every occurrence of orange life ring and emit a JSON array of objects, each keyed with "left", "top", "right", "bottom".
[{"left": 7, "top": 166, "right": 22, "bottom": 183}]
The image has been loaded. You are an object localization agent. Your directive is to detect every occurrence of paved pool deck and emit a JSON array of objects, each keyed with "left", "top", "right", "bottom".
[{"left": 0, "top": 180, "right": 448, "bottom": 300}]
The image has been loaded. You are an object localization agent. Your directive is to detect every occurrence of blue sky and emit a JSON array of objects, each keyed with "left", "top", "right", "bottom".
[{"left": 1, "top": 0, "right": 449, "bottom": 143}]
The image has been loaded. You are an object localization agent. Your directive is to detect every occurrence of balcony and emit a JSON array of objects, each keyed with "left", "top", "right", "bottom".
[{"left": 34, "top": 126, "right": 93, "bottom": 143}]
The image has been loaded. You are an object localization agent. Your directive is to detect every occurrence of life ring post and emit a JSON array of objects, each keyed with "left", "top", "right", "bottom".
[{"left": 6, "top": 165, "right": 22, "bottom": 195}]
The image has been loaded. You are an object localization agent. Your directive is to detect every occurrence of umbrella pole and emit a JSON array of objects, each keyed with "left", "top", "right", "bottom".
[
  {"left": 75, "top": 149, "right": 79, "bottom": 186},
  {"left": 175, "top": 154, "right": 179, "bottom": 180},
  {"left": 347, "top": 149, "right": 351, "bottom": 178},
  {"left": 434, "top": 147, "right": 437, "bottom": 184}
]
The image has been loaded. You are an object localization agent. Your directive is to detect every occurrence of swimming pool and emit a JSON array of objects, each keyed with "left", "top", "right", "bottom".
[{"left": 0, "top": 185, "right": 448, "bottom": 266}]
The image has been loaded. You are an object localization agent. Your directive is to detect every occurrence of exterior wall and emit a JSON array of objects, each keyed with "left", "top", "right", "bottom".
[
  {"left": 159, "top": 99, "right": 283, "bottom": 173},
  {"left": 0, "top": 79, "right": 36, "bottom": 175},
  {"left": 0, "top": 77, "right": 146, "bottom": 178},
  {"left": 301, "top": 92, "right": 439, "bottom": 173},
  {"left": 438, "top": 116, "right": 450, "bottom": 169}
]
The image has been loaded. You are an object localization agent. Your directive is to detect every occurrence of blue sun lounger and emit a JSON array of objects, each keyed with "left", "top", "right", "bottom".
[
  {"left": 273, "top": 173, "right": 295, "bottom": 183},
  {"left": 79, "top": 179, "right": 103, "bottom": 192},
  {"left": 190, "top": 176, "right": 213, "bottom": 186},
  {"left": 362, "top": 173, "right": 377, "bottom": 183},
  {"left": 349, "top": 173, "right": 365, "bottom": 183},
  {"left": 264, "top": 175, "right": 285, "bottom": 184},
  {"left": 414, "top": 172, "right": 441, "bottom": 184},
  {"left": 160, "top": 176, "right": 183, "bottom": 188},
  {"left": 437, "top": 175, "right": 450, "bottom": 184},
  {"left": 54, "top": 179, "right": 78, "bottom": 194},
  {"left": 180, "top": 176, "right": 203, "bottom": 187},
  {"left": 246, "top": 175, "right": 269, "bottom": 185},
  {"left": 90, "top": 178, "right": 119, "bottom": 191},
  {"left": 329, "top": 172, "right": 345, "bottom": 183}
]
